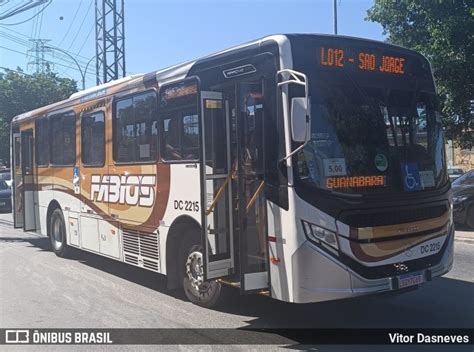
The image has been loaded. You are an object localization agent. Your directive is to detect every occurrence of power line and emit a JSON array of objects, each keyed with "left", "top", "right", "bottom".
[
  {"left": 2, "top": 24, "right": 37, "bottom": 38},
  {"left": 0, "top": 25, "right": 94, "bottom": 63},
  {"left": 0, "top": 30, "right": 96, "bottom": 69},
  {"left": 1, "top": 0, "right": 99, "bottom": 86},
  {"left": 51, "top": 50, "right": 95, "bottom": 76},
  {"left": 0, "top": 0, "right": 48, "bottom": 20},
  {"left": 57, "top": 23, "right": 95, "bottom": 78},
  {"left": 28, "top": 3, "right": 36, "bottom": 38},
  {"left": 0, "top": 45, "right": 95, "bottom": 79},
  {"left": 37, "top": 0, "right": 45, "bottom": 37},
  {"left": 0, "top": 46, "right": 74, "bottom": 80},
  {"left": 57, "top": 0, "right": 83, "bottom": 47},
  {"left": 30, "top": 3, "right": 39, "bottom": 39},
  {"left": 76, "top": 24, "right": 94, "bottom": 57},
  {"left": 0, "top": 40, "right": 97, "bottom": 87},
  {"left": 0, "top": 0, "right": 51, "bottom": 26},
  {"left": 66, "top": 0, "right": 93, "bottom": 52},
  {"left": 59, "top": 0, "right": 94, "bottom": 77}
]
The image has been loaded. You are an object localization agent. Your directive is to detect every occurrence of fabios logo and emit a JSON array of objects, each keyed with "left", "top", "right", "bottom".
[{"left": 91, "top": 174, "right": 156, "bottom": 207}]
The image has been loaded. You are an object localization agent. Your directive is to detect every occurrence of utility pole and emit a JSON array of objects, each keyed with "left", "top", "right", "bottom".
[
  {"left": 95, "top": 0, "right": 126, "bottom": 85},
  {"left": 333, "top": 0, "right": 338, "bottom": 35},
  {"left": 27, "top": 39, "right": 53, "bottom": 73}
]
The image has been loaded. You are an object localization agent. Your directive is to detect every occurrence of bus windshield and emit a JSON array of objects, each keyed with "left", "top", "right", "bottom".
[{"left": 295, "top": 77, "right": 447, "bottom": 195}]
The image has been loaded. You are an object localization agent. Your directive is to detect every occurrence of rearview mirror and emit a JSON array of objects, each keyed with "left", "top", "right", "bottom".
[{"left": 291, "top": 97, "right": 310, "bottom": 143}]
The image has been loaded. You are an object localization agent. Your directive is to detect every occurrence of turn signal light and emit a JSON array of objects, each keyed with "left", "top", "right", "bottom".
[{"left": 270, "top": 256, "right": 280, "bottom": 264}]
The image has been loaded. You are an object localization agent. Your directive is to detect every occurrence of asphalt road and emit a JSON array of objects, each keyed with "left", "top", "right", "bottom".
[{"left": 0, "top": 213, "right": 473, "bottom": 348}]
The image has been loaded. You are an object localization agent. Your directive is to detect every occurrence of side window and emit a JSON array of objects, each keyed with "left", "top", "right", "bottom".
[
  {"left": 82, "top": 111, "right": 105, "bottom": 166},
  {"left": 162, "top": 111, "right": 199, "bottom": 160},
  {"left": 240, "top": 83, "right": 264, "bottom": 174},
  {"left": 183, "top": 114, "right": 199, "bottom": 157},
  {"left": 159, "top": 79, "right": 199, "bottom": 161},
  {"left": 14, "top": 136, "right": 21, "bottom": 172},
  {"left": 113, "top": 91, "right": 158, "bottom": 163},
  {"left": 21, "top": 132, "right": 33, "bottom": 175},
  {"left": 35, "top": 117, "right": 49, "bottom": 166},
  {"left": 50, "top": 111, "right": 76, "bottom": 166}
]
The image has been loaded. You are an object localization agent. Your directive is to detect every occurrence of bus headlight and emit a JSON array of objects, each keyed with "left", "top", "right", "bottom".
[{"left": 301, "top": 220, "right": 339, "bottom": 250}]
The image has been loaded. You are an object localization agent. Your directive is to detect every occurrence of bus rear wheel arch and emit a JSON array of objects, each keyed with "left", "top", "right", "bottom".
[{"left": 165, "top": 217, "right": 201, "bottom": 290}]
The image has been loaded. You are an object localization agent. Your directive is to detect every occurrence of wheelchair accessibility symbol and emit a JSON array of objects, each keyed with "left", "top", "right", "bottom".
[{"left": 401, "top": 163, "right": 422, "bottom": 191}]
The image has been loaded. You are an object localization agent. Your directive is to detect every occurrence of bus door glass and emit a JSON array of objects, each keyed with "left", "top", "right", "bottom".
[
  {"left": 12, "top": 133, "right": 23, "bottom": 228},
  {"left": 200, "top": 91, "right": 235, "bottom": 279},
  {"left": 21, "top": 130, "right": 36, "bottom": 231},
  {"left": 238, "top": 81, "right": 269, "bottom": 292}
]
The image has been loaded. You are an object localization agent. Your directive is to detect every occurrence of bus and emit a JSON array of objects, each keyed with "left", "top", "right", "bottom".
[{"left": 10, "top": 34, "right": 453, "bottom": 308}]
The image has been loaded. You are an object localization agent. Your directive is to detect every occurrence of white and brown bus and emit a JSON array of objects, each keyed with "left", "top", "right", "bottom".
[{"left": 11, "top": 34, "right": 453, "bottom": 307}]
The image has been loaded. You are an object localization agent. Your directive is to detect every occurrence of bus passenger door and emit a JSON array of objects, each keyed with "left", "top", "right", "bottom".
[
  {"left": 21, "top": 130, "right": 36, "bottom": 231},
  {"left": 12, "top": 133, "right": 24, "bottom": 228},
  {"left": 200, "top": 91, "right": 235, "bottom": 279},
  {"left": 238, "top": 82, "right": 269, "bottom": 292}
]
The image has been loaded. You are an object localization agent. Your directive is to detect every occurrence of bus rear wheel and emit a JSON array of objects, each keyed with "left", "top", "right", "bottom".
[
  {"left": 182, "top": 244, "right": 224, "bottom": 308},
  {"left": 49, "top": 208, "right": 69, "bottom": 258}
]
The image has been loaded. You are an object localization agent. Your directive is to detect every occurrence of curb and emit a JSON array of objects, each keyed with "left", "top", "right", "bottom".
[{"left": 454, "top": 237, "right": 474, "bottom": 244}]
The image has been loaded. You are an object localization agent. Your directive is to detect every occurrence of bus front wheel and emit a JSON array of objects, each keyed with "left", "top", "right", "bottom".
[
  {"left": 49, "top": 208, "right": 70, "bottom": 258},
  {"left": 182, "top": 244, "right": 224, "bottom": 308}
]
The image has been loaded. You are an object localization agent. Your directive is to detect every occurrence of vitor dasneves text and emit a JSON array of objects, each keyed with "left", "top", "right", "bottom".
[{"left": 389, "top": 333, "right": 469, "bottom": 344}]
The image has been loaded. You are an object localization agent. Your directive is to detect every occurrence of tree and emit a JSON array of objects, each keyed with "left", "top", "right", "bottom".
[
  {"left": 366, "top": 0, "right": 474, "bottom": 149},
  {"left": 0, "top": 70, "right": 77, "bottom": 165}
]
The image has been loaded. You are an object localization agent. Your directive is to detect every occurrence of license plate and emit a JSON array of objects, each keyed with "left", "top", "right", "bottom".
[{"left": 398, "top": 272, "right": 424, "bottom": 289}]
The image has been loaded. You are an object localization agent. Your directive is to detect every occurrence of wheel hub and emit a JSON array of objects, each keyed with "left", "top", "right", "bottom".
[{"left": 186, "top": 251, "right": 204, "bottom": 289}]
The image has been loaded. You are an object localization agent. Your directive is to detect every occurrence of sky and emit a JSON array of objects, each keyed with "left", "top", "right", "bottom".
[{"left": 0, "top": 0, "right": 385, "bottom": 89}]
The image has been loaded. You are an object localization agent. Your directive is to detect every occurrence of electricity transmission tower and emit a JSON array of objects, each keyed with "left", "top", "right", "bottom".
[
  {"left": 27, "top": 39, "right": 53, "bottom": 73},
  {"left": 95, "top": 0, "right": 126, "bottom": 85}
]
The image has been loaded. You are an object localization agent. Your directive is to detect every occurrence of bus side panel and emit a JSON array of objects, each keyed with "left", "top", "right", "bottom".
[
  {"left": 267, "top": 200, "right": 290, "bottom": 301},
  {"left": 107, "top": 164, "right": 158, "bottom": 227},
  {"left": 159, "top": 163, "right": 202, "bottom": 275},
  {"left": 51, "top": 167, "right": 81, "bottom": 215}
]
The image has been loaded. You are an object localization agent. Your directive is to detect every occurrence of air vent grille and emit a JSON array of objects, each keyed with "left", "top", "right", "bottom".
[
  {"left": 122, "top": 229, "right": 160, "bottom": 272},
  {"left": 340, "top": 203, "right": 448, "bottom": 227}
]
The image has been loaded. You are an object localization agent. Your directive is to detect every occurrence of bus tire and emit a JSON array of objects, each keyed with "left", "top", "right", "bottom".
[
  {"left": 49, "top": 208, "right": 69, "bottom": 258},
  {"left": 182, "top": 244, "right": 224, "bottom": 308}
]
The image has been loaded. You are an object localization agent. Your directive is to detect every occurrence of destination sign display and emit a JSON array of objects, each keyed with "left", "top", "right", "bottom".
[
  {"left": 326, "top": 175, "right": 386, "bottom": 189},
  {"left": 160, "top": 79, "right": 198, "bottom": 109},
  {"left": 319, "top": 47, "right": 406, "bottom": 75},
  {"left": 162, "top": 82, "right": 197, "bottom": 101}
]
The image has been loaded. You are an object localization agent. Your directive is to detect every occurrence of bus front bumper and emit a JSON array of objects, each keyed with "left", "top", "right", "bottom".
[{"left": 291, "top": 226, "right": 454, "bottom": 304}]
